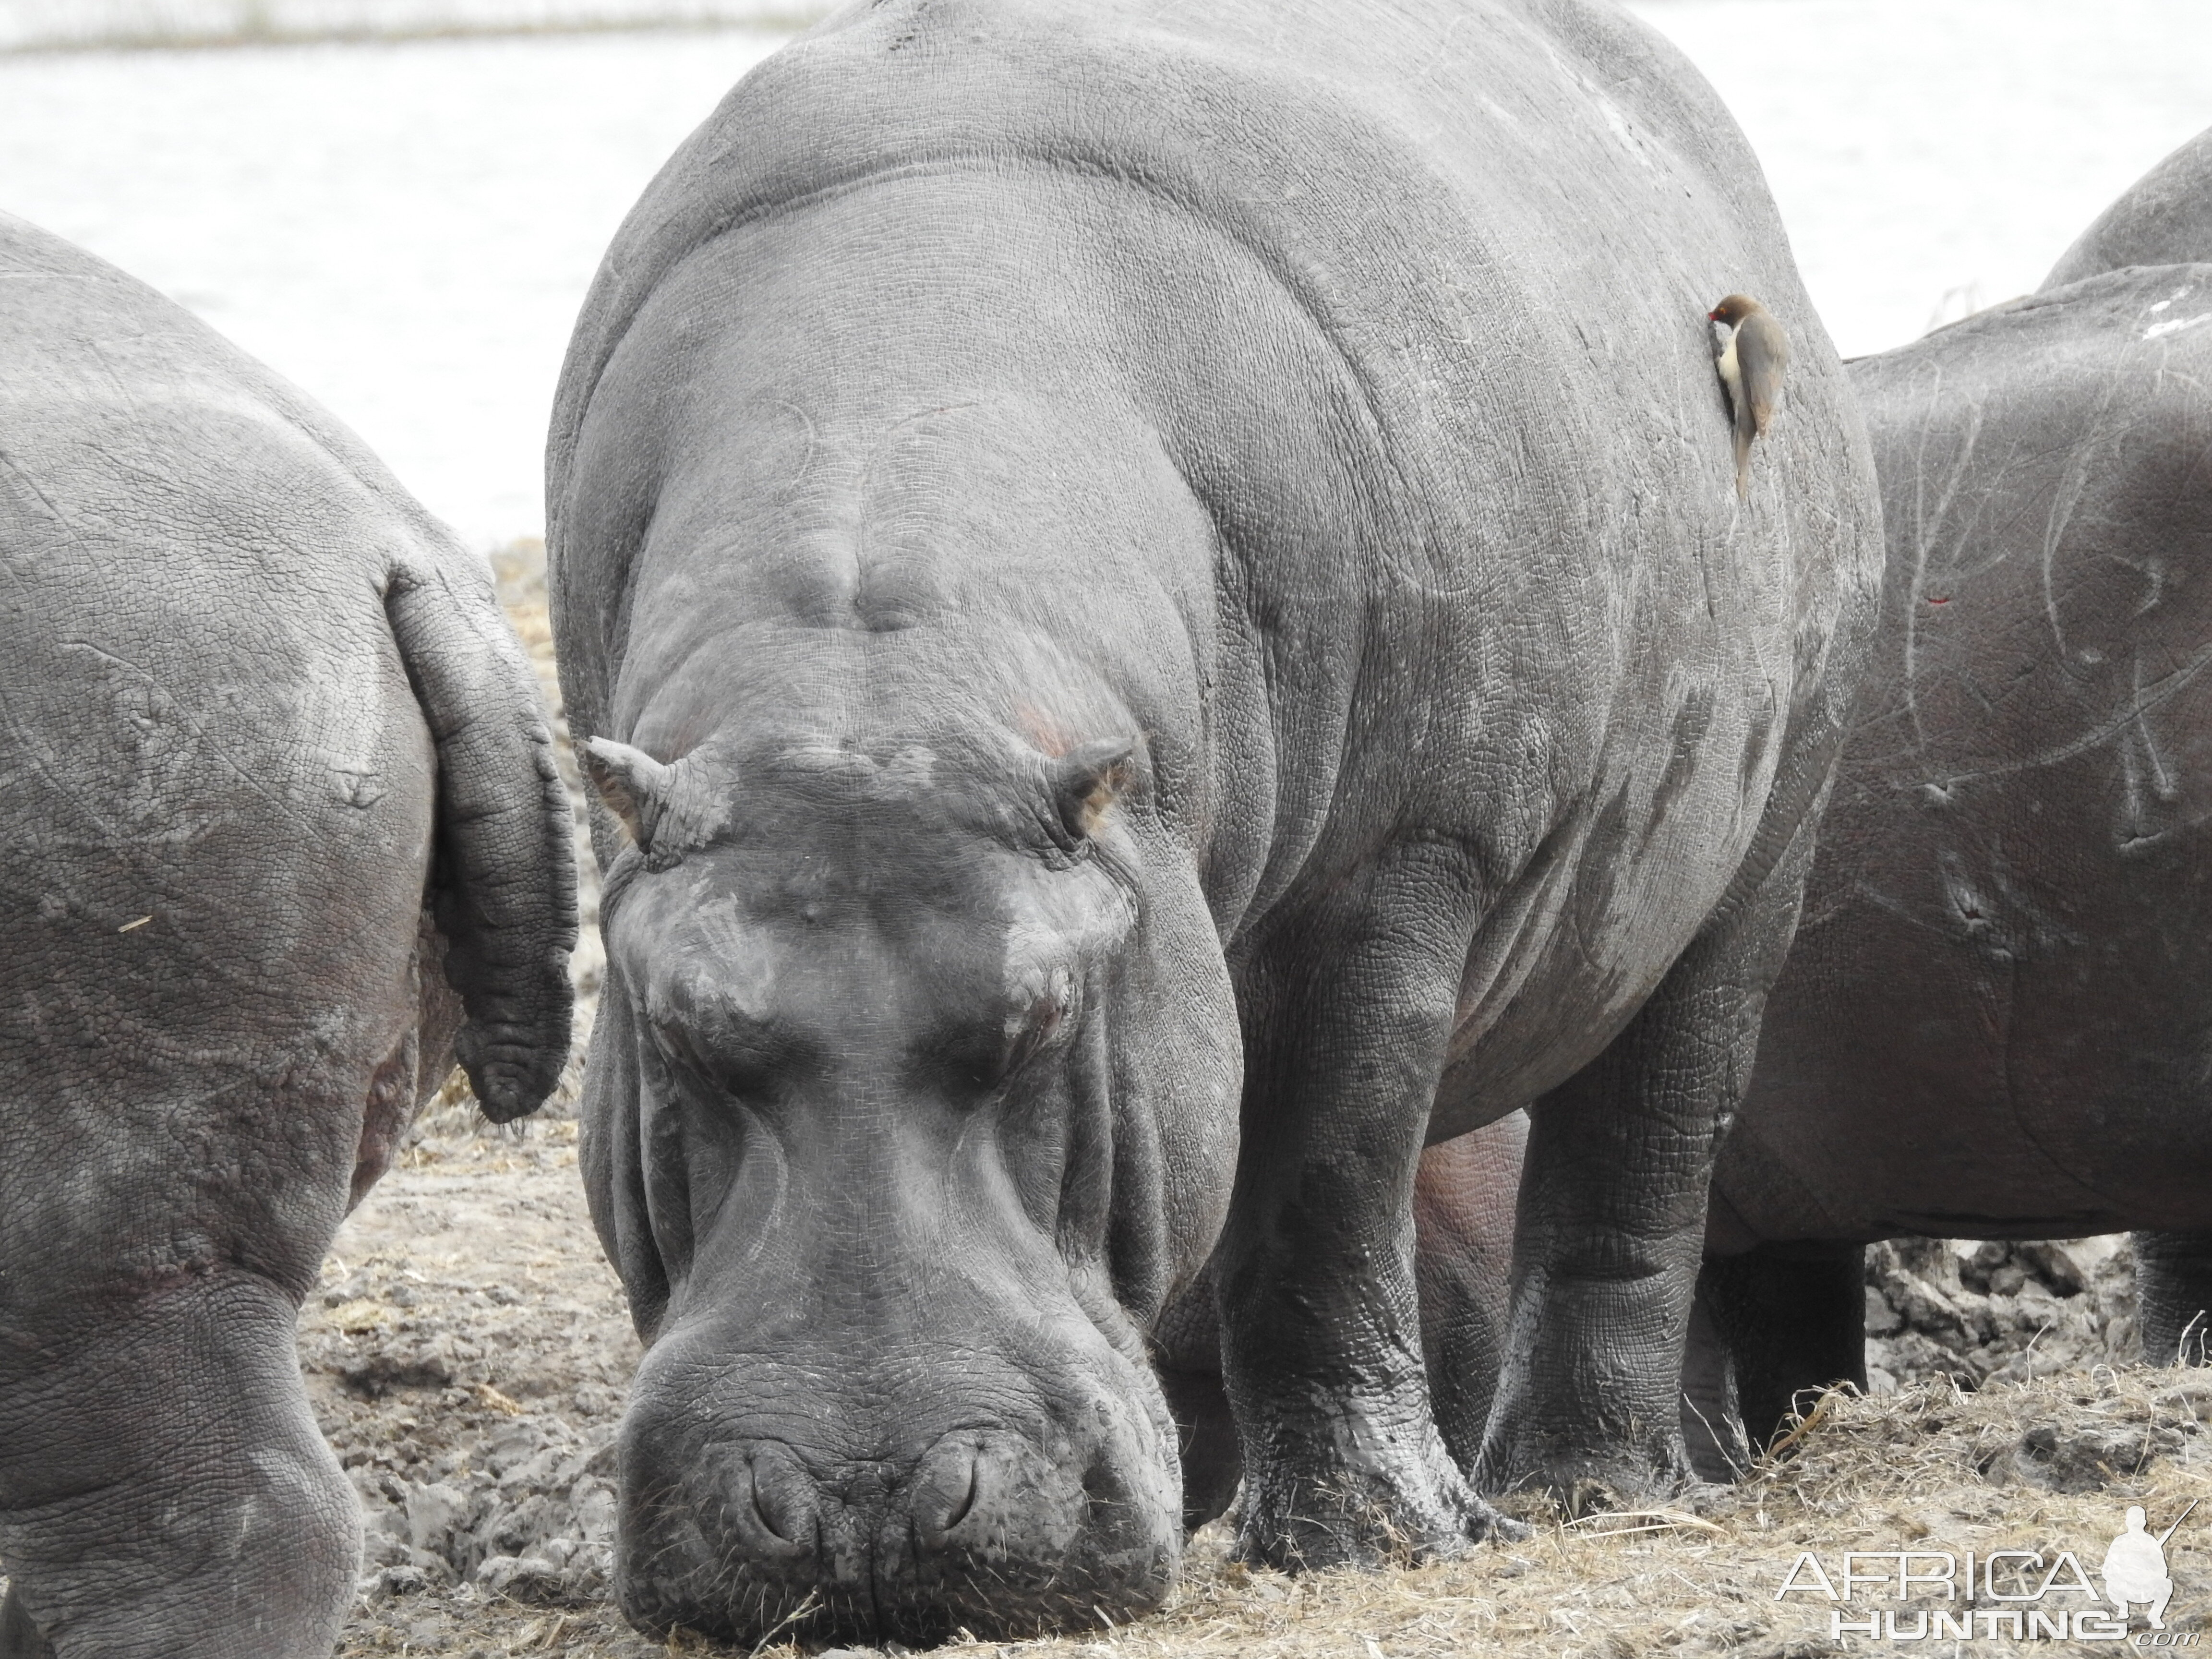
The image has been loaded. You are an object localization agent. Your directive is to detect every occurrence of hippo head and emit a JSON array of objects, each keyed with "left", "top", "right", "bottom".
[{"left": 577, "top": 721, "right": 1239, "bottom": 1645}]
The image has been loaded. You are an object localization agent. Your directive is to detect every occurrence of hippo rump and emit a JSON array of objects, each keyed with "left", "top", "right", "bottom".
[
  {"left": 2042, "top": 124, "right": 2212, "bottom": 291},
  {"left": 1687, "top": 265, "right": 2212, "bottom": 1465},
  {"left": 545, "top": 0, "right": 1881, "bottom": 1641},
  {"left": 0, "top": 214, "right": 576, "bottom": 1657}
]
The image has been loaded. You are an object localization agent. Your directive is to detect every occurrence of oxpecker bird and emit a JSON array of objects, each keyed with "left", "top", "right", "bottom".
[{"left": 1709, "top": 293, "right": 1789, "bottom": 499}]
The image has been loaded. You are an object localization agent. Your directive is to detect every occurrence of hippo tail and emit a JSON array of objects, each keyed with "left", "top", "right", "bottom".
[{"left": 385, "top": 557, "right": 578, "bottom": 1122}]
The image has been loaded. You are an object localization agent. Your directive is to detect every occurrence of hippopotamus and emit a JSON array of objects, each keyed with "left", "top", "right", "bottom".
[
  {"left": 1691, "top": 264, "right": 2212, "bottom": 1465},
  {"left": 0, "top": 214, "right": 576, "bottom": 1657},
  {"left": 544, "top": 0, "right": 1880, "bottom": 1641},
  {"left": 2043, "top": 124, "right": 2212, "bottom": 291}
]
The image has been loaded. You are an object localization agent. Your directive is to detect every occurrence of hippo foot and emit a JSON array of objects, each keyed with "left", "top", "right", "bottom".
[
  {"left": 1234, "top": 1444, "right": 1528, "bottom": 1571},
  {"left": 1475, "top": 1424, "right": 1698, "bottom": 1515}
]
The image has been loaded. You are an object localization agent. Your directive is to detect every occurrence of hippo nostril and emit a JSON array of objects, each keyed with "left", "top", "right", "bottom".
[
  {"left": 942, "top": 1456, "right": 979, "bottom": 1532},
  {"left": 1081, "top": 1454, "right": 1137, "bottom": 1529},
  {"left": 749, "top": 1463, "right": 790, "bottom": 1542},
  {"left": 911, "top": 1437, "right": 988, "bottom": 1545},
  {"left": 737, "top": 1443, "right": 817, "bottom": 1553}
]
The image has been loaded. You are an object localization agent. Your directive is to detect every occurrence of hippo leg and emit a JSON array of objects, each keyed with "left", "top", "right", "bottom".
[
  {"left": 1150, "top": 1265, "right": 1242, "bottom": 1533},
  {"left": 2134, "top": 1230, "right": 2212, "bottom": 1366},
  {"left": 0, "top": 1584, "right": 53, "bottom": 1659},
  {"left": 1154, "top": 1111, "right": 1530, "bottom": 1537},
  {"left": 1698, "top": 1242, "right": 1865, "bottom": 1460},
  {"left": 1678, "top": 1275, "right": 1752, "bottom": 1482},
  {"left": 1216, "top": 854, "right": 1511, "bottom": 1568},
  {"left": 1477, "top": 849, "right": 1810, "bottom": 1508},
  {"left": 0, "top": 1276, "right": 360, "bottom": 1658},
  {"left": 1155, "top": 1367, "right": 1242, "bottom": 1533},
  {"left": 1412, "top": 1117, "right": 1526, "bottom": 1476}
]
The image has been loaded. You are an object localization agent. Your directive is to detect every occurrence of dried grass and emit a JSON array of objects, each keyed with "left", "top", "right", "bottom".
[{"left": 792, "top": 1370, "right": 2209, "bottom": 1659}]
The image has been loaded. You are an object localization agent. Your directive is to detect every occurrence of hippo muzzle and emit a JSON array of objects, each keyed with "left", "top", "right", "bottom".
[{"left": 615, "top": 1333, "right": 1178, "bottom": 1643}]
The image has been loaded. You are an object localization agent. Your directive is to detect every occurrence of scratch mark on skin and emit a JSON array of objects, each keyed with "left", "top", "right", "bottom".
[
  {"left": 84, "top": 334, "right": 145, "bottom": 427},
  {"left": 1932, "top": 637, "right": 2212, "bottom": 790},
  {"left": 2116, "top": 725, "right": 2147, "bottom": 852},
  {"left": 2035, "top": 369, "right": 2123, "bottom": 664},
  {"left": 1902, "top": 367, "right": 1982, "bottom": 754},
  {"left": 62, "top": 640, "right": 297, "bottom": 817},
  {"left": 2144, "top": 312, "right": 2212, "bottom": 341},
  {"left": 0, "top": 451, "right": 153, "bottom": 843},
  {"left": 2132, "top": 649, "right": 2179, "bottom": 803},
  {"left": 1847, "top": 878, "right": 1956, "bottom": 942}
]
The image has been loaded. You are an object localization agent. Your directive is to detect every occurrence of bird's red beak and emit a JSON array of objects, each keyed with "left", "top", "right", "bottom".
[{"left": 1707, "top": 309, "right": 1721, "bottom": 322}]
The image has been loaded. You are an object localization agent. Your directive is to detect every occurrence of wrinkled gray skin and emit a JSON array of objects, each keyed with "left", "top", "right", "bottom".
[
  {"left": 2043, "top": 125, "right": 2212, "bottom": 291},
  {"left": 546, "top": 0, "right": 1880, "bottom": 1642},
  {"left": 0, "top": 215, "right": 577, "bottom": 1658},
  {"left": 1690, "top": 266, "right": 2212, "bottom": 1470}
]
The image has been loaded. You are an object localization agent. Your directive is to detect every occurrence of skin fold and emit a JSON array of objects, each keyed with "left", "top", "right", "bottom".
[
  {"left": 546, "top": 0, "right": 1880, "bottom": 1643},
  {"left": 0, "top": 214, "right": 576, "bottom": 1658}
]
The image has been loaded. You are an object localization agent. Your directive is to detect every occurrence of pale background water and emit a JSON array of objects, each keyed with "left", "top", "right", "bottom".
[{"left": 1, "top": 1, "right": 2208, "bottom": 545}]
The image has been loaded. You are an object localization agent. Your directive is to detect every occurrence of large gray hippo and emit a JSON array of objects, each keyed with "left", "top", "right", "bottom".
[
  {"left": 2043, "top": 125, "right": 2212, "bottom": 291},
  {"left": 545, "top": 0, "right": 1881, "bottom": 1641},
  {"left": 0, "top": 215, "right": 576, "bottom": 1657},
  {"left": 1694, "top": 265, "right": 2212, "bottom": 1461}
]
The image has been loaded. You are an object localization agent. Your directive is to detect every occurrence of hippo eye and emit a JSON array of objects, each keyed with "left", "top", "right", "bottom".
[
  {"left": 1002, "top": 979, "right": 1078, "bottom": 1075},
  {"left": 925, "top": 980, "right": 1077, "bottom": 1096},
  {"left": 647, "top": 1012, "right": 789, "bottom": 1100}
]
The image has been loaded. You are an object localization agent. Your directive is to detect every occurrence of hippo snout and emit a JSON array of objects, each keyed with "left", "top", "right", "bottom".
[
  {"left": 617, "top": 1413, "right": 1179, "bottom": 1646},
  {"left": 702, "top": 1432, "right": 1082, "bottom": 1568}
]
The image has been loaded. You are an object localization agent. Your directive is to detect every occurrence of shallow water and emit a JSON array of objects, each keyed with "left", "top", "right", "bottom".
[{"left": 0, "top": 4, "right": 2208, "bottom": 544}]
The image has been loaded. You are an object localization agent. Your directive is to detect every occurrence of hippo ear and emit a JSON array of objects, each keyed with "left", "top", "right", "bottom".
[
  {"left": 1051, "top": 737, "right": 1140, "bottom": 842},
  {"left": 581, "top": 737, "right": 671, "bottom": 846},
  {"left": 582, "top": 737, "right": 732, "bottom": 860}
]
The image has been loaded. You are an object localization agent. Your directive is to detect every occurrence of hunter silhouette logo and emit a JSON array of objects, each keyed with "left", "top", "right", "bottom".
[
  {"left": 1777, "top": 1501, "right": 2198, "bottom": 1643},
  {"left": 2104, "top": 1503, "right": 2195, "bottom": 1632}
]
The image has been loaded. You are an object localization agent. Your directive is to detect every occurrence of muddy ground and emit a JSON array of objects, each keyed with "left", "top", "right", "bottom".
[
  {"left": 303, "top": 547, "right": 2198, "bottom": 1654},
  {"left": 316, "top": 1121, "right": 2202, "bottom": 1658}
]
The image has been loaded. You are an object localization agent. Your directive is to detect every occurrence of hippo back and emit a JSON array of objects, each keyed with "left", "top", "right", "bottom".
[{"left": 2044, "top": 126, "right": 2212, "bottom": 289}]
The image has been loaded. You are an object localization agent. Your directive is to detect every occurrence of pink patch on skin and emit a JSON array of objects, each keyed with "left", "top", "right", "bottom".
[{"left": 1015, "top": 703, "right": 1075, "bottom": 756}]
